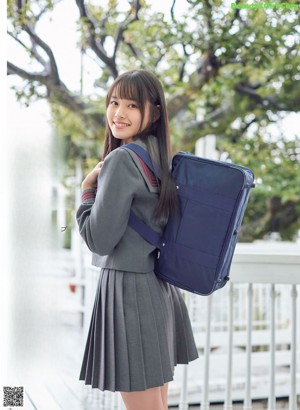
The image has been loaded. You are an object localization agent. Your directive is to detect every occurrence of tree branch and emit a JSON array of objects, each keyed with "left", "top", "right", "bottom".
[
  {"left": 229, "top": 0, "right": 241, "bottom": 28},
  {"left": 7, "top": 61, "right": 47, "bottom": 82},
  {"left": 99, "top": 13, "right": 109, "bottom": 46},
  {"left": 8, "top": 1, "right": 106, "bottom": 126},
  {"left": 113, "top": 0, "right": 141, "bottom": 59},
  {"left": 126, "top": 41, "right": 144, "bottom": 59},
  {"left": 178, "top": 44, "right": 190, "bottom": 82},
  {"left": 239, "top": 197, "right": 298, "bottom": 242},
  {"left": 203, "top": 0, "right": 213, "bottom": 31},
  {"left": 236, "top": 83, "right": 286, "bottom": 110},
  {"left": 22, "top": 24, "right": 60, "bottom": 83},
  {"left": 241, "top": 116, "right": 257, "bottom": 132},
  {"left": 35, "top": 3, "right": 53, "bottom": 22},
  {"left": 170, "top": 0, "right": 176, "bottom": 21},
  {"left": 75, "top": 0, "right": 118, "bottom": 78},
  {"left": 168, "top": 50, "right": 222, "bottom": 119},
  {"left": 7, "top": 61, "right": 105, "bottom": 126},
  {"left": 186, "top": 102, "right": 232, "bottom": 131},
  {"left": 13, "top": 1, "right": 61, "bottom": 83},
  {"left": 7, "top": 31, "right": 47, "bottom": 67}
]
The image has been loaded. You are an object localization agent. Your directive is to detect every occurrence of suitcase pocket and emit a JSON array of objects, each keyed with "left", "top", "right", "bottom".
[{"left": 176, "top": 198, "right": 232, "bottom": 256}]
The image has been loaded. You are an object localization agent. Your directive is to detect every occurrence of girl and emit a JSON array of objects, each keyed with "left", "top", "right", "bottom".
[{"left": 76, "top": 69, "right": 198, "bottom": 410}]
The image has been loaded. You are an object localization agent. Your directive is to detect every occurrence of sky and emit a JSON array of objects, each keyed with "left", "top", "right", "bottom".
[
  {"left": 6, "top": 0, "right": 299, "bottom": 139},
  {"left": 7, "top": 0, "right": 194, "bottom": 94}
]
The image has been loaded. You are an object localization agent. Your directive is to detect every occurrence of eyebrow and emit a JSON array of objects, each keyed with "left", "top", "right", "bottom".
[{"left": 110, "top": 96, "right": 138, "bottom": 103}]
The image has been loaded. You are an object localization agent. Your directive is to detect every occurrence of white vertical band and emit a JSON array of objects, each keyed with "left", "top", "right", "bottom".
[
  {"left": 289, "top": 284, "right": 297, "bottom": 410},
  {"left": 224, "top": 282, "right": 234, "bottom": 410},
  {"left": 268, "top": 284, "right": 276, "bottom": 410},
  {"left": 201, "top": 294, "right": 213, "bottom": 410},
  {"left": 244, "top": 283, "right": 253, "bottom": 410}
]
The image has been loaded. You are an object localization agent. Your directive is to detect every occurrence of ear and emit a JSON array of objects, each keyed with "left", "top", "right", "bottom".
[{"left": 153, "top": 105, "right": 161, "bottom": 122}]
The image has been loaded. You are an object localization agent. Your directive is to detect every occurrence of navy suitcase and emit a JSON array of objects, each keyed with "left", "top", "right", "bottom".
[{"left": 124, "top": 144, "right": 255, "bottom": 295}]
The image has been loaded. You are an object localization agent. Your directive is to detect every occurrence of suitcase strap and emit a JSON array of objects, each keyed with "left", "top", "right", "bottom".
[
  {"left": 124, "top": 143, "right": 162, "bottom": 180},
  {"left": 123, "top": 143, "right": 163, "bottom": 249},
  {"left": 128, "top": 211, "right": 161, "bottom": 249}
]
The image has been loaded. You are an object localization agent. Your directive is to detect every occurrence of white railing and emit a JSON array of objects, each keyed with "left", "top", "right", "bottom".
[{"left": 80, "top": 242, "right": 300, "bottom": 409}]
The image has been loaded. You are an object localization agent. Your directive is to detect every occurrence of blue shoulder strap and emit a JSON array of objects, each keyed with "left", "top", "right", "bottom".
[
  {"left": 124, "top": 143, "right": 162, "bottom": 180},
  {"left": 123, "top": 143, "right": 163, "bottom": 249},
  {"left": 128, "top": 212, "right": 162, "bottom": 249}
]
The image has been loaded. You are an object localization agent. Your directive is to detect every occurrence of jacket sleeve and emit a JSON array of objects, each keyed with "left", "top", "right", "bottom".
[{"left": 76, "top": 148, "right": 140, "bottom": 256}]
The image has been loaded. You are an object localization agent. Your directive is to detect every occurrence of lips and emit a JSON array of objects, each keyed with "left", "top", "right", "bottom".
[{"left": 113, "top": 121, "right": 130, "bottom": 128}]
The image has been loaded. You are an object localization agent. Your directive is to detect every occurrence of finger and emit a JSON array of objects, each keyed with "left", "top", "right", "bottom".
[{"left": 94, "top": 161, "right": 104, "bottom": 170}]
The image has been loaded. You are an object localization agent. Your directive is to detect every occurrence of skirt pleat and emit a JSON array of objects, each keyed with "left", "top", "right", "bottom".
[{"left": 79, "top": 269, "right": 198, "bottom": 392}]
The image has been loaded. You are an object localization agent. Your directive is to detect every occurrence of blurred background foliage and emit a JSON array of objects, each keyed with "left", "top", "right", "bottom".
[{"left": 7, "top": 0, "right": 300, "bottom": 241}]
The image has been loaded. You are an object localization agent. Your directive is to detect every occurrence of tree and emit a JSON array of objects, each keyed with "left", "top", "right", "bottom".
[{"left": 7, "top": 0, "right": 300, "bottom": 241}]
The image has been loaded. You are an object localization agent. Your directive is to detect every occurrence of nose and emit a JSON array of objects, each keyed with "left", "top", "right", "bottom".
[{"left": 115, "top": 106, "right": 126, "bottom": 118}]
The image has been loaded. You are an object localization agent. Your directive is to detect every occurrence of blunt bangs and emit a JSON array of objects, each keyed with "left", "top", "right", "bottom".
[{"left": 107, "top": 74, "right": 149, "bottom": 115}]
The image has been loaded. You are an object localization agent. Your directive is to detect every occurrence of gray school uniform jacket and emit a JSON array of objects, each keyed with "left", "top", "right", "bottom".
[{"left": 76, "top": 137, "right": 164, "bottom": 273}]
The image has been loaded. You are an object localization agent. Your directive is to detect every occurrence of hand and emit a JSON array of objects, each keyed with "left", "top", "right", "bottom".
[{"left": 81, "top": 161, "right": 104, "bottom": 191}]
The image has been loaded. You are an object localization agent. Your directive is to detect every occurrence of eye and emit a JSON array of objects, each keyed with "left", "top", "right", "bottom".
[
  {"left": 128, "top": 102, "right": 138, "bottom": 109},
  {"left": 110, "top": 100, "right": 118, "bottom": 106}
]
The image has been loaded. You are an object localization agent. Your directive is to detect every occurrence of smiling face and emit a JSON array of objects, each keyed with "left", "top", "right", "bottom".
[
  {"left": 106, "top": 94, "right": 151, "bottom": 144},
  {"left": 103, "top": 70, "right": 164, "bottom": 157}
]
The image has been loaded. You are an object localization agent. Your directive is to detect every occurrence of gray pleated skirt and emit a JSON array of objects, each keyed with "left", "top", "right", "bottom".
[{"left": 79, "top": 268, "right": 199, "bottom": 392}]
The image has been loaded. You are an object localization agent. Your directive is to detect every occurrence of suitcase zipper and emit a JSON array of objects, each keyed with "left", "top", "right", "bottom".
[
  {"left": 216, "top": 171, "right": 254, "bottom": 287},
  {"left": 176, "top": 152, "right": 254, "bottom": 186}
]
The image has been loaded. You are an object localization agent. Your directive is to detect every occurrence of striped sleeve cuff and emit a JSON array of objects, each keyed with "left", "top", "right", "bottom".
[{"left": 81, "top": 188, "right": 96, "bottom": 204}]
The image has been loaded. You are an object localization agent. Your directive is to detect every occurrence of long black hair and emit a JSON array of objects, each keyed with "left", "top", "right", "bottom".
[{"left": 102, "top": 69, "right": 178, "bottom": 224}]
